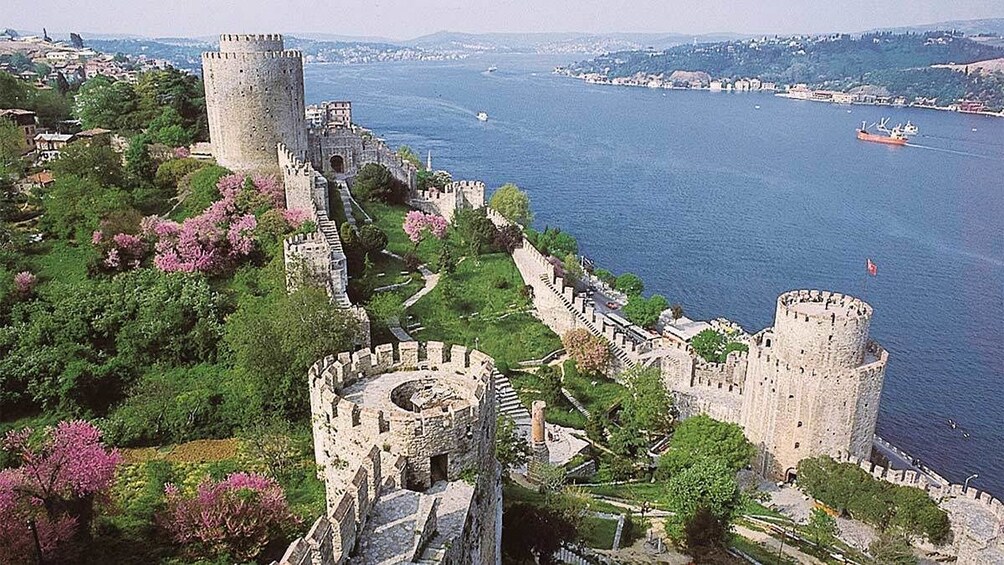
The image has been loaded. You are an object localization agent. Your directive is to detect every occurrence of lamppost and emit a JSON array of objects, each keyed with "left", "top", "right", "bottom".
[{"left": 964, "top": 473, "right": 979, "bottom": 493}]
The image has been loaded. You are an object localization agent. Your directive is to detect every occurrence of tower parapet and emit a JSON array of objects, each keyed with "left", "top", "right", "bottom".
[{"left": 771, "top": 290, "right": 872, "bottom": 370}]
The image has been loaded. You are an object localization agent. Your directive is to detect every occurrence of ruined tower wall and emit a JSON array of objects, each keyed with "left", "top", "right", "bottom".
[{"left": 202, "top": 34, "right": 308, "bottom": 172}]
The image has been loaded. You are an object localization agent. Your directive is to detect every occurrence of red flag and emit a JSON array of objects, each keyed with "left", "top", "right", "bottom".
[{"left": 866, "top": 258, "right": 878, "bottom": 276}]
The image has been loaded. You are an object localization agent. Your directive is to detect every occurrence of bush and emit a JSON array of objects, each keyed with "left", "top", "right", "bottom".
[
  {"left": 181, "top": 165, "right": 230, "bottom": 217},
  {"left": 352, "top": 163, "right": 407, "bottom": 204},
  {"left": 797, "top": 456, "right": 950, "bottom": 545}
]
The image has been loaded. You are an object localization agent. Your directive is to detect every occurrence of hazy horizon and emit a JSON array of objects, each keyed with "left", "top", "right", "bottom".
[{"left": 5, "top": 0, "right": 1004, "bottom": 41}]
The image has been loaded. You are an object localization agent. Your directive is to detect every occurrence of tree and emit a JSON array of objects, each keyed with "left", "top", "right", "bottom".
[
  {"left": 489, "top": 183, "right": 533, "bottom": 226},
  {"left": 502, "top": 488, "right": 586, "bottom": 564},
  {"left": 530, "top": 227, "right": 577, "bottom": 257},
  {"left": 124, "top": 134, "right": 156, "bottom": 186},
  {"left": 869, "top": 532, "right": 918, "bottom": 565},
  {"left": 622, "top": 293, "right": 668, "bottom": 328},
  {"left": 352, "top": 163, "right": 407, "bottom": 203},
  {"left": 691, "top": 329, "right": 725, "bottom": 363},
  {"left": 496, "top": 415, "right": 530, "bottom": 473},
  {"left": 683, "top": 506, "right": 730, "bottom": 563},
  {"left": 561, "top": 329, "right": 611, "bottom": 376},
  {"left": 396, "top": 145, "right": 422, "bottom": 169},
  {"left": 671, "top": 303, "right": 684, "bottom": 320},
  {"left": 452, "top": 208, "right": 499, "bottom": 258},
  {"left": 148, "top": 107, "right": 194, "bottom": 147},
  {"left": 657, "top": 414, "right": 754, "bottom": 479},
  {"left": 494, "top": 224, "right": 523, "bottom": 253},
  {"left": 75, "top": 76, "right": 139, "bottom": 131},
  {"left": 41, "top": 175, "right": 132, "bottom": 241},
  {"left": 0, "top": 120, "right": 25, "bottom": 180},
  {"left": 402, "top": 210, "right": 446, "bottom": 248},
  {"left": 561, "top": 253, "right": 583, "bottom": 287},
  {"left": 154, "top": 157, "right": 207, "bottom": 194},
  {"left": 806, "top": 508, "right": 838, "bottom": 550},
  {"left": 614, "top": 272, "right": 644, "bottom": 296},
  {"left": 225, "top": 287, "right": 360, "bottom": 421},
  {"left": 161, "top": 472, "right": 300, "bottom": 562},
  {"left": 49, "top": 138, "right": 126, "bottom": 187},
  {"left": 366, "top": 292, "right": 404, "bottom": 326},
  {"left": 0, "top": 421, "right": 120, "bottom": 562},
  {"left": 417, "top": 169, "right": 451, "bottom": 192},
  {"left": 621, "top": 365, "right": 673, "bottom": 436},
  {"left": 537, "top": 364, "right": 563, "bottom": 406},
  {"left": 663, "top": 458, "right": 742, "bottom": 544},
  {"left": 357, "top": 224, "right": 390, "bottom": 255},
  {"left": 0, "top": 71, "right": 33, "bottom": 108}
]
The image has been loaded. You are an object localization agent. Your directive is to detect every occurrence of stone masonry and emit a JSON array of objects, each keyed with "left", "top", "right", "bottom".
[
  {"left": 270, "top": 341, "right": 502, "bottom": 565},
  {"left": 202, "top": 34, "right": 308, "bottom": 172}
]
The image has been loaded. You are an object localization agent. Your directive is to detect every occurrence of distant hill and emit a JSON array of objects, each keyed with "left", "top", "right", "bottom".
[
  {"left": 561, "top": 31, "right": 1004, "bottom": 110},
  {"left": 870, "top": 18, "right": 1004, "bottom": 36},
  {"left": 401, "top": 31, "right": 745, "bottom": 54}
]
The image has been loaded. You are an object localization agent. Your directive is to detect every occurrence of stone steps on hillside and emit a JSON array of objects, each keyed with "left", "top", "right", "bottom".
[{"left": 494, "top": 372, "right": 530, "bottom": 426}]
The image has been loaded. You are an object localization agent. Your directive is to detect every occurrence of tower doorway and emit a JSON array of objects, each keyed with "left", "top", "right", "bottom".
[
  {"left": 330, "top": 154, "right": 345, "bottom": 174},
  {"left": 430, "top": 453, "right": 448, "bottom": 484}
]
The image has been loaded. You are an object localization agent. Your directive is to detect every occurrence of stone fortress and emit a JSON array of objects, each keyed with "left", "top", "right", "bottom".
[
  {"left": 199, "top": 32, "right": 1001, "bottom": 564},
  {"left": 200, "top": 34, "right": 499, "bottom": 565}
]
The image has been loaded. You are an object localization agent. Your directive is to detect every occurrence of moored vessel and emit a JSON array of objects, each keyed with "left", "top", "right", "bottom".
[{"left": 477, "top": 111, "right": 488, "bottom": 122}]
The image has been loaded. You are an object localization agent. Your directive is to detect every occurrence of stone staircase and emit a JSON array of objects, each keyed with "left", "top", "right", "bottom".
[
  {"left": 494, "top": 371, "right": 531, "bottom": 426},
  {"left": 316, "top": 212, "right": 352, "bottom": 308},
  {"left": 536, "top": 274, "right": 635, "bottom": 368}
]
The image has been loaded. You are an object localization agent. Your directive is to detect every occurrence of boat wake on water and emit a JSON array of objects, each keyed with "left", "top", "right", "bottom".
[{"left": 903, "top": 143, "right": 1000, "bottom": 160}]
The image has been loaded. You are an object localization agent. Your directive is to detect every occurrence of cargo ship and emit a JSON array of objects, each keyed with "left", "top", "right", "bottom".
[{"left": 857, "top": 120, "right": 908, "bottom": 146}]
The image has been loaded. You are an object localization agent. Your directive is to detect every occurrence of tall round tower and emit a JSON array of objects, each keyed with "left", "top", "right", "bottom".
[
  {"left": 201, "top": 34, "right": 308, "bottom": 172},
  {"left": 740, "top": 290, "right": 887, "bottom": 480}
]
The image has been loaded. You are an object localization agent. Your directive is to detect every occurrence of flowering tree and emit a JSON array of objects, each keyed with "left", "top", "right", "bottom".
[
  {"left": 13, "top": 271, "right": 37, "bottom": 296},
  {"left": 147, "top": 174, "right": 294, "bottom": 274},
  {"left": 562, "top": 328, "right": 611, "bottom": 376},
  {"left": 0, "top": 421, "right": 120, "bottom": 562},
  {"left": 403, "top": 210, "right": 448, "bottom": 247},
  {"left": 162, "top": 472, "right": 299, "bottom": 561},
  {"left": 92, "top": 230, "right": 148, "bottom": 271}
]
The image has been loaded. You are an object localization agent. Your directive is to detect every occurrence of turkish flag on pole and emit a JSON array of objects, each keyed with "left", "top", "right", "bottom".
[{"left": 867, "top": 258, "right": 878, "bottom": 276}]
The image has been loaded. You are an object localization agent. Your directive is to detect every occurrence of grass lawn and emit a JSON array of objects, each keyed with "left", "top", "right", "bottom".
[
  {"left": 581, "top": 515, "right": 619, "bottom": 549},
  {"left": 358, "top": 200, "right": 440, "bottom": 264},
  {"left": 581, "top": 481, "right": 673, "bottom": 509},
  {"left": 731, "top": 534, "right": 799, "bottom": 565},
  {"left": 562, "top": 362, "right": 629, "bottom": 418},
  {"left": 408, "top": 252, "right": 561, "bottom": 367},
  {"left": 508, "top": 371, "right": 589, "bottom": 429}
]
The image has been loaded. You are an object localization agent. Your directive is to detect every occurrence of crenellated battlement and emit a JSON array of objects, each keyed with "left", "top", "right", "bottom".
[
  {"left": 777, "top": 289, "right": 872, "bottom": 324},
  {"left": 201, "top": 50, "right": 303, "bottom": 60}
]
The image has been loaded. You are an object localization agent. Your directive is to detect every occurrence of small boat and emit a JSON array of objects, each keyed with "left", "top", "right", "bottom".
[
  {"left": 754, "top": 105, "right": 761, "bottom": 109},
  {"left": 476, "top": 111, "right": 488, "bottom": 122},
  {"left": 486, "top": 65, "right": 497, "bottom": 73},
  {"left": 857, "top": 120, "right": 908, "bottom": 146},
  {"left": 963, "top": 432, "right": 971, "bottom": 439},
  {"left": 949, "top": 419, "right": 958, "bottom": 429},
  {"left": 902, "top": 121, "right": 919, "bottom": 135}
]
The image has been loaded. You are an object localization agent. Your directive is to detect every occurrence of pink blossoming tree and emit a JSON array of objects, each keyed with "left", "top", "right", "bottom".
[
  {"left": 403, "top": 210, "right": 448, "bottom": 247},
  {"left": 161, "top": 472, "right": 299, "bottom": 561},
  {"left": 147, "top": 173, "right": 292, "bottom": 274},
  {"left": 562, "top": 328, "right": 612, "bottom": 376},
  {"left": 13, "top": 271, "right": 37, "bottom": 296},
  {"left": 0, "top": 421, "right": 120, "bottom": 562}
]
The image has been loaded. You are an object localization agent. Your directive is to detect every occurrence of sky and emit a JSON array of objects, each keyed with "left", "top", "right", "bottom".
[{"left": 5, "top": 0, "right": 1004, "bottom": 40}]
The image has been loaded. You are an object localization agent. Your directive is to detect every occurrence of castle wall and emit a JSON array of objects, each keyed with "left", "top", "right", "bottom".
[
  {"left": 413, "top": 181, "right": 486, "bottom": 222},
  {"left": 309, "top": 125, "right": 417, "bottom": 190},
  {"left": 202, "top": 34, "right": 307, "bottom": 172}
]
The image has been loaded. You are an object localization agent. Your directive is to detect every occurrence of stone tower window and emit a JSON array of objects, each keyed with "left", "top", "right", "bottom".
[
  {"left": 794, "top": 442, "right": 800, "bottom": 449},
  {"left": 797, "top": 421, "right": 803, "bottom": 427}
]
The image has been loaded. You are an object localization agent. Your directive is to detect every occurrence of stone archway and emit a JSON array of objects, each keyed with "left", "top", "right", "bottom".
[
  {"left": 785, "top": 468, "right": 798, "bottom": 483},
  {"left": 330, "top": 154, "right": 345, "bottom": 174}
]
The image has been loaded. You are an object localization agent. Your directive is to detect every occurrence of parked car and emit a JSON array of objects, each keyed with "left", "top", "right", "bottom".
[{"left": 606, "top": 301, "right": 619, "bottom": 310}]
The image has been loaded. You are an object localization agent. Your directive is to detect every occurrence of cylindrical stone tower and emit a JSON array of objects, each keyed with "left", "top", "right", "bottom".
[
  {"left": 202, "top": 34, "right": 308, "bottom": 172},
  {"left": 740, "top": 290, "right": 887, "bottom": 480}
]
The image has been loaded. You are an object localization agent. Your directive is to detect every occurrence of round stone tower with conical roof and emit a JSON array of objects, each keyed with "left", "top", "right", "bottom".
[{"left": 201, "top": 34, "right": 308, "bottom": 172}]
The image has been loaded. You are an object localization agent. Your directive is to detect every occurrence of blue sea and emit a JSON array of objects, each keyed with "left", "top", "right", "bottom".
[{"left": 304, "top": 54, "right": 1004, "bottom": 496}]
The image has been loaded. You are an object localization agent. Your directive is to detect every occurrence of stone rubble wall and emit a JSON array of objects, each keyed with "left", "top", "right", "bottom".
[{"left": 279, "top": 144, "right": 354, "bottom": 309}]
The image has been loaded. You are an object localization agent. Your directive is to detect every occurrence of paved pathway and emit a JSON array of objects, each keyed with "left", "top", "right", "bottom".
[{"left": 381, "top": 251, "right": 439, "bottom": 343}]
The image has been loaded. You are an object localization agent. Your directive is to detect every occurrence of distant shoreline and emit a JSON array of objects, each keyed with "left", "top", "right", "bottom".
[{"left": 555, "top": 71, "right": 1004, "bottom": 119}]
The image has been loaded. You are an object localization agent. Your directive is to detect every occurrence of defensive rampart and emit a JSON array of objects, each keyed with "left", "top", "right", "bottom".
[
  {"left": 309, "top": 125, "right": 417, "bottom": 190},
  {"left": 273, "top": 341, "right": 501, "bottom": 565},
  {"left": 413, "top": 180, "right": 486, "bottom": 221}
]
